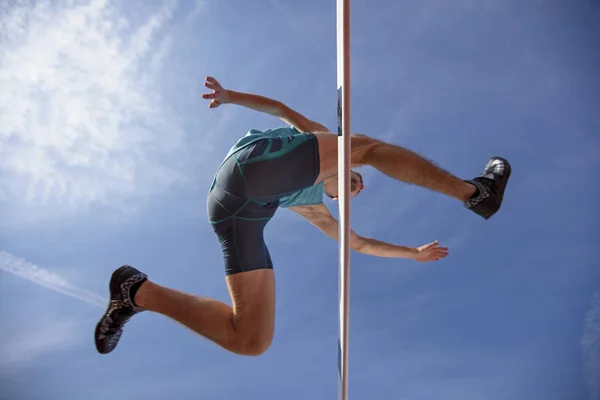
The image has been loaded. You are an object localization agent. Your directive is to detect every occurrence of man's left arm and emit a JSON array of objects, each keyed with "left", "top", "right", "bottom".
[{"left": 289, "top": 204, "right": 449, "bottom": 262}]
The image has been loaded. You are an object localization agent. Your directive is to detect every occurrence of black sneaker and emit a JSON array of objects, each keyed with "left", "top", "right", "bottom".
[
  {"left": 464, "top": 157, "right": 512, "bottom": 220},
  {"left": 94, "top": 265, "right": 147, "bottom": 355}
]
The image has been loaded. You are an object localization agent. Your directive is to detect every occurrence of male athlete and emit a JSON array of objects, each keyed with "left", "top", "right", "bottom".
[{"left": 95, "top": 77, "right": 511, "bottom": 356}]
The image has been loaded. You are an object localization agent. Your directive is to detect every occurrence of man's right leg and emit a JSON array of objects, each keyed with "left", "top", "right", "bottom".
[
  {"left": 94, "top": 265, "right": 275, "bottom": 357},
  {"left": 94, "top": 156, "right": 280, "bottom": 356}
]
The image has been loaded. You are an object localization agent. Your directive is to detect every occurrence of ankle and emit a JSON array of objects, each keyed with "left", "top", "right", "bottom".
[
  {"left": 133, "top": 280, "right": 153, "bottom": 308},
  {"left": 458, "top": 181, "right": 477, "bottom": 203}
]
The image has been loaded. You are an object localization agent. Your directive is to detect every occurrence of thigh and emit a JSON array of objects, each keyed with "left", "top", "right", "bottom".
[
  {"left": 208, "top": 185, "right": 277, "bottom": 275},
  {"left": 209, "top": 197, "right": 277, "bottom": 347},
  {"left": 226, "top": 269, "right": 275, "bottom": 342},
  {"left": 313, "top": 132, "right": 378, "bottom": 181}
]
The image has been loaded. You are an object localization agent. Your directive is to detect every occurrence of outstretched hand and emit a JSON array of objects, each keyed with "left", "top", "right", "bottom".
[
  {"left": 202, "top": 76, "right": 230, "bottom": 108},
  {"left": 413, "top": 240, "right": 449, "bottom": 262}
]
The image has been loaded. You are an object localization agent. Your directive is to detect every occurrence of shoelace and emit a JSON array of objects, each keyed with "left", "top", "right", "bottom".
[
  {"left": 104, "top": 300, "right": 134, "bottom": 334},
  {"left": 481, "top": 159, "right": 505, "bottom": 180}
]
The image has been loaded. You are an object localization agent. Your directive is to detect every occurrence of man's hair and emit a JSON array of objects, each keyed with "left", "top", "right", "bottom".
[
  {"left": 324, "top": 170, "right": 364, "bottom": 199},
  {"left": 354, "top": 171, "right": 364, "bottom": 186}
]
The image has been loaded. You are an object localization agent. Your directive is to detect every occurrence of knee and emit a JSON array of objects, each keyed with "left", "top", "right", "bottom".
[
  {"left": 236, "top": 331, "right": 273, "bottom": 356},
  {"left": 350, "top": 133, "right": 379, "bottom": 165},
  {"left": 350, "top": 133, "right": 372, "bottom": 144}
]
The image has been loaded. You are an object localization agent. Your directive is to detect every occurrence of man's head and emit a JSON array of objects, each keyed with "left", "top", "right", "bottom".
[{"left": 323, "top": 170, "right": 365, "bottom": 200}]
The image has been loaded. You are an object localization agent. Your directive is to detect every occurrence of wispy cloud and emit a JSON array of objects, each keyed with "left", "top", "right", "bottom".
[
  {"left": 183, "top": 0, "right": 209, "bottom": 27},
  {"left": 0, "top": 0, "right": 185, "bottom": 214},
  {"left": 0, "top": 250, "right": 106, "bottom": 308},
  {"left": 582, "top": 289, "right": 600, "bottom": 400},
  {"left": 0, "top": 316, "right": 85, "bottom": 370}
]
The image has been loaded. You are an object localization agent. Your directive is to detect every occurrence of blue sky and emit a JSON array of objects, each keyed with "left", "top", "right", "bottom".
[{"left": 0, "top": 0, "right": 599, "bottom": 399}]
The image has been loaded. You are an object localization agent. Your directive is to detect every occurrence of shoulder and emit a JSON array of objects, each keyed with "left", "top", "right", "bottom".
[{"left": 248, "top": 125, "right": 312, "bottom": 137}]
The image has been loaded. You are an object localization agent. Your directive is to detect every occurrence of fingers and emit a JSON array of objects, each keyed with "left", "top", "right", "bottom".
[
  {"left": 204, "top": 76, "right": 220, "bottom": 90},
  {"left": 434, "top": 246, "right": 449, "bottom": 256},
  {"left": 202, "top": 75, "right": 222, "bottom": 108},
  {"left": 432, "top": 247, "right": 449, "bottom": 261},
  {"left": 202, "top": 92, "right": 221, "bottom": 108},
  {"left": 421, "top": 241, "right": 449, "bottom": 262}
]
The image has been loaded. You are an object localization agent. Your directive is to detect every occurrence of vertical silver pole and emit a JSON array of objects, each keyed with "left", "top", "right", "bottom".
[{"left": 336, "top": 0, "right": 351, "bottom": 399}]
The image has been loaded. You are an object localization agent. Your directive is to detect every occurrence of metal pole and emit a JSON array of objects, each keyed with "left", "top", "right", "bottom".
[{"left": 336, "top": 0, "right": 351, "bottom": 399}]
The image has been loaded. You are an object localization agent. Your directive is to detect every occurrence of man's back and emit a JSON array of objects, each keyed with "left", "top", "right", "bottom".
[{"left": 209, "top": 126, "right": 324, "bottom": 205}]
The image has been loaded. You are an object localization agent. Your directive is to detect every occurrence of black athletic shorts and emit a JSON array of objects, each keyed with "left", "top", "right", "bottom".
[{"left": 207, "top": 132, "right": 320, "bottom": 275}]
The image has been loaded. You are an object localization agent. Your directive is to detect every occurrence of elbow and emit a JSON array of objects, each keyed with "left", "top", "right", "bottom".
[
  {"left": 350, "top": 235, "right": 367, "bottom": 253},
  {"left": 274, "top": 102, "right": 289, "bottom": 117}
]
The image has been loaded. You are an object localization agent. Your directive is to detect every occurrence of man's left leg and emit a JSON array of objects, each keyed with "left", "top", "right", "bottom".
[
  {"left": 135, "top": 268, "right": 275, "bottom": 356},
  {"left": 313, "top": 133, "right": 511, "bottom": 219}
]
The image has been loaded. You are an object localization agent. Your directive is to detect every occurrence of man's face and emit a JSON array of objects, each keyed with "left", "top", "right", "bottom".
[
  {"left": 325, "top": 171, "right": 364, "bottom": 200},
  {"left": 350, "top": 171, "right": 364, "bottom": 197}
]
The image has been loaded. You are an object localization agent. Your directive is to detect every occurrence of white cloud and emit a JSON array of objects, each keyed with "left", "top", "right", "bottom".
[
  {"left": 183, "top": 0, "right": 209, "bottom": 27},
  {"left": 0, "top": 0, "right": 186, "bottom": 214},
  {"left": 0, "top": 250, "right": 106, "bottom": 308},
  {"left": 582, "top": 289, "right": 600, "bottom": 400}
]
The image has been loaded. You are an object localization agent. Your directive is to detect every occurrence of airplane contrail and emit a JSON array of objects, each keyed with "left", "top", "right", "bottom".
[{"left": 0, "top": 250, "right": 107, "bottom": 308}]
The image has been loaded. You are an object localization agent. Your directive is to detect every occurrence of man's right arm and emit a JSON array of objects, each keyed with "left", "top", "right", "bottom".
[
  {"left": 228, "top": 90, "right": 329, "bottom": 133},
  {"left": 203, "top": 76, "right": 330, "bottom": 133}
]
